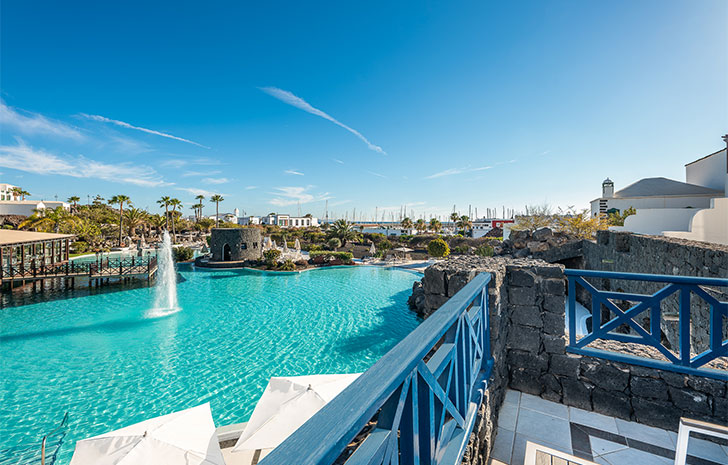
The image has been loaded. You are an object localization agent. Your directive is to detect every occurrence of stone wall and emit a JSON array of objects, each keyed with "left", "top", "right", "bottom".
[
  {"left": 210, "top": 228, "right": 262, "bottom": 261},
  {"left": 582, "top": 231, "right": 728, "bottom": 351},
  {"left": 413, "top": 256, "right": 728, "bottom": 465}
]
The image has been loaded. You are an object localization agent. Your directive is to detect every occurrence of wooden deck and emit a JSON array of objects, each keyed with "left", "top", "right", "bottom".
[{"left": 1, "top": 257, "right": 158, "bottom": 287}]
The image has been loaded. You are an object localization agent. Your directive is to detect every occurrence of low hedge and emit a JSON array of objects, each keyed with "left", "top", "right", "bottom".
[{"left": 308, "top": 250, "right": 354, "bottom": 261}]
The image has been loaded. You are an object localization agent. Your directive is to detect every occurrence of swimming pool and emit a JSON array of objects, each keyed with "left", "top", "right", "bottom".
[{"left": 0, "top": 265, "right": 421, "bottom": 464}]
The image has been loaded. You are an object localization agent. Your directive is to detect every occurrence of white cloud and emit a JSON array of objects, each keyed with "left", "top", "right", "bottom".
[
  {"left": 284, "top": 169, "right": 305, "bottom": 176},
  {"left": 269, "top": 186, "right": 331, "bottom": 206},
  {"left": 202, "top": 177, "right": 230, "bottom": 184},
  {"left": 181, "top": 169, "right": 223, "bottom": 177},
  {"left": 175, "top": 187, "right": 225, "bottom": 197},
  {"left": 329, "top": 200, "right": 351, "bottom": 207},
  {"left": 80, "top": 113, "right": 209, "bottom": 148},
  {"left": 424, "top": 166, "right": 492, "bottom": 179},
  {"left": 367, "top": 170, "right": 387, "bottom": 179},
  {"left": 0, "top": 101, "right": 84, "bottom": 140},
  {"left": 260, "top": 87, "right": 385, "bottom": 155},
  {"left": 245, "top": 186, "right": 258, "bottom": 190},
  {"left": 0, "top": 140, "right": 170, "bottom": 187},
  {"left": 332, "top": 158, "right": 345, "bottom": 164}
]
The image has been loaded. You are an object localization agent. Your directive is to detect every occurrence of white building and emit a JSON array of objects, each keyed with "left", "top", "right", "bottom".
[
  {"left": 471, "top": 219, "right": 515, "bottom": 238},
  {"left": 0, "top": 183, "right": 20, "bottom": 201},
  {"left": 360, "top": 226, "right": 419, "bottom": 236},
  {"left": 238, "top": 216, "right": 260, "bottom": 226},
  {"left": 260, "top": 214, "right": 319, "bottom": 228},
  {"left": 0, "top": 200, "right": 70, "bottom": 217},
  {"left": 593, "top": 141, "right": 727, "bottom": 244}
]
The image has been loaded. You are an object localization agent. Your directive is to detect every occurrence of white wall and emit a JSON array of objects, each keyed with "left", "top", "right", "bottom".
[
  {"left": 686, "top": 149, "right": 727, "bottom": 192},
  {"left": 664, "top": 198, "right": 728, "bottom": 245},
  {"left": 591, "top": 196, "right": 715, "bottom": 218},
  {"left": 613, "top": 208, "right": 703, "bottom": 236}
]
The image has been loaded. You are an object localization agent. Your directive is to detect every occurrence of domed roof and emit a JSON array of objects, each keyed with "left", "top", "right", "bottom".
[{"left": 602, "top": 178, "right": 613, "bottom": 184}]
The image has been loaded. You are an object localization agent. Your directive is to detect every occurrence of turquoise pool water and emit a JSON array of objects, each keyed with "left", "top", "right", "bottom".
[{"left": 0, "top": 265, "right": 421, "bottom": 464}]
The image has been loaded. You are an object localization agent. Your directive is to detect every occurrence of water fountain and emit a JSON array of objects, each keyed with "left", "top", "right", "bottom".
[{"left": 148, "top": 231, "right": 180, "bottom": 317}]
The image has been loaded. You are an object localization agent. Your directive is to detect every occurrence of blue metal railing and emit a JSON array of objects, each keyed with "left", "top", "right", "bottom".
[
  {"left": 565, "top": 269, "right": 728, "bottom": 381},
  {"left": 260, "top": 272, "right": 494, "bottom": 465}
]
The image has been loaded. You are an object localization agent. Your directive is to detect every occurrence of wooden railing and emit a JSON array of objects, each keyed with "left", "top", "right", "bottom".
[
  {"left": 0, "top": 257, "right": 158, "bottom": 281},
  {"left": 260, "top": 272, "right": 494, "bottom": 465},
  {"left": 566, "top": 269, "right": 728, "bottom": 381}
]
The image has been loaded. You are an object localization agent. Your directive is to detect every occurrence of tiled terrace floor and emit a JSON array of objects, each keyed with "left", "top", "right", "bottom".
[{"left": 490, "top": 390, "right": 728, "bottom": 465}]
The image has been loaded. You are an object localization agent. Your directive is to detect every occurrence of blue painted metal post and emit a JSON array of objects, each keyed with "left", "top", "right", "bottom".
[
  {"left": 679, "top": 286, "right": 691, "bottom": 366},
  {"left": 568, "top": 277, "right": 576, "bottom": 346}
]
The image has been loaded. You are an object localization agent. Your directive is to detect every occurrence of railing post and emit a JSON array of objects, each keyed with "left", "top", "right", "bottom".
[
  {"left": 679, "top": 286, "right": 691, "bottom": 366},
  {"left": 568, "top": 276, "right": 576, "bottom": 346}
]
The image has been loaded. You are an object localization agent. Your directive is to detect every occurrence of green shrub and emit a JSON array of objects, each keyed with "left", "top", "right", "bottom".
[
  {"left": 309, "top": 250, "right": 354, "bottom": 263},
  {"left": 427, "top": 238, "right": 450, "bottom": 258},
  {"left": 453, "top": 245, "right": 470, "bottom": 255},
  {"left": 278, "top": 259, "right": 296, "bottom": 271},
  {"left": 327, "top": 237, "right": 342, "bottom": 250},
  {"left": 308, "top": 244, "right": 323, "bottom": 252},
  {"left": 263, "top": 249, "right": 281, "bottom": 265},
  {"left": 173, "top": 246, "right": 194, "bottom": 262},
  {"left": 378, "top": 239, "right": 393, "bottom": 251},
  {"left": 72, "top": 241, "right": 89, "bottom": 254},
  {"left": 474, "top": 245, "right": 494, "bottom": 257}
]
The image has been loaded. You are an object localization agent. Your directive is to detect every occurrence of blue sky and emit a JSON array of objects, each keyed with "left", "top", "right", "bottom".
[{"left": 1, "top": 1, "right": 726, "bottom": 220}]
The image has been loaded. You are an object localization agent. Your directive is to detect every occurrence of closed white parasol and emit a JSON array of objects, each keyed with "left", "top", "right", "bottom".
[
  {"left": 69, "top": 403, "right": 224, "bottom": 465},
  {"left": 231, "top": 373, "right": 360, "bottom": 454}
]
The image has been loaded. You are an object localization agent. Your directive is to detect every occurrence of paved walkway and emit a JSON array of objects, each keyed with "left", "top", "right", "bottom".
[{"left": 490, "top": 389, "right": 728, "bottom": 465}]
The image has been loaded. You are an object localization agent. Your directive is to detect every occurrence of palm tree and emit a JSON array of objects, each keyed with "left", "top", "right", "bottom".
[
  {"left": 210, "top": 194, "right": 224, "bottom": 227},
  {"left": 449, "top": 212, "right": 459, "bottom": 229},
  {"left": 108, "top": 195, "right": 131, "bottom": 246},
  {"left": 123, "top": 207, "right": 148, "bottom": 237},
  {"left": 415, "top": 218, "right": 426, "bottom": 233},
  {"left": 67, "top": 196, "right": 80, "bottom": 212},
  {"left": 157, "top": 196, "right": 171, "bottom": 230},
  {"left": 329, "top": 219, "right": 357, "bottom": 246},
  {"left": 168, "top": 198, "right": 182, "bottom": 241},
  {"left": 19, "top": 206, "right": 81, "bottom": 233},
  {"left": 429, "top": 218, "right": 442, "bottom": 233},
  {"left": 195, "top": 194, "right": 205, "bottom": 221},
  {"left": 12, "top": 186, "right": 30, "bottom": 200},
  {"left": 456, "top": 215, "right": 472, "bottom": 234},
  {"left": 401, "top": 217, "right": 414, "bottom": 230},
  {"left": 148, "top": 213, "right": 167, "bottom": 237}
]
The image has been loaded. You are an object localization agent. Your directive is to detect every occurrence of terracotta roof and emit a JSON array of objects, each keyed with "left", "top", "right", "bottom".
[{"left": 0, "top": 230, "right": 75, "bottom": 246}]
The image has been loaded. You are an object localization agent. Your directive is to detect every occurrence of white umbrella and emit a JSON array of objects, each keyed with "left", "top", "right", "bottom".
[
  {"left": 369, "top": 243, "right": 376, "bottom": 255},
  {"left": 392, "top": 247, "right": 413, "bottom": 252},
  {"left": 294, "top": 238, "right": 301, "bottom": 252},
  {"left": 232, "top": 373, "right": 360, "bottom": 453},
  {"left": 69, "top": 403, "right": 224, "bottom": 465}
]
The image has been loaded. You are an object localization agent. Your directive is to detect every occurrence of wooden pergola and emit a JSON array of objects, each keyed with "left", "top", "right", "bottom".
[{"left": 0, "top": 230, "right": 75, "bottom": 279}]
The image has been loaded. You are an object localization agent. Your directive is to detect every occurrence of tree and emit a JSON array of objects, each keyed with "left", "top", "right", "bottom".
[
  {"left": 427, "top": 238, "right": 450, "bottom": 258},
  {"left": 195, "top": 194, "right": 205, "bottom": 221},
  {"left": 401, "top": 217, "right": 413, "bottom": 229},
  {"left": 456, "top": 215, "right": 472, "bottom": 233},
  {"left": 329, "top": 219, "right": 357, "bottom": 246},
  {"left": 415, "top": 218, "right": 426, "bottom": 233},
  {"left": 210, "top": 195, "right": 224, "bottom": 227},
  {"left": 123, "top": 207, "right": 148, "bottom": 237},
  {"left": 607, "top": 206, "right": 636, "bottom": 227},
  {"left": 449, "top": 212, "right": 459, "bottom": 224},
  {"left": 12, "top": 186, "right": 29, "bottom": 200},
  {"left": 157, "top": 196, "right": 171, "bottom": 231},
  {"left": 19, "top": 207, "right": 81, "bottom": 233},
  {"left": 512, "top": 204, "right": 555, "bottom": 231},
  {"left": 429, "top": 218, "right": 442, "bottom": 233},
  {"left": 327, "top": 237, "right": 341, "bottom": 250},
  {"left": 196, "top": 218, "right": 215, "bottom": 232},
  {"left": 169, "top": 198, "right": 182, "bottom": 241},
  {"left": 148, "top": 214, "right": 167, "bottom": 236},
  {"left": 556, "top": 207, "right": 608, "bottom": 239},
  {"left": 108, "top": 195, "right": 131, "bottom": 247},
  {"left": 67, "top": 196, "right": 80, "bottom": 212}
]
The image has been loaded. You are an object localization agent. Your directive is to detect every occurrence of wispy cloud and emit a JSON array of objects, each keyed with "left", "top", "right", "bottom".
[
  {"left": 329, "top": 200, "right": 351, "bottom": 207},
  {"left": 260, "top": 87, "right": 385, "bottom": 155},
  {"left": 245, "top": 185, "right": 258, "bottom": 190},
  {"left": 284, "top": 169, "right": 305, "bottom": 176},
  {"left": 80, "top": 113, "right": 209, "bottom": 148},
  {"left": 332, "top": 158, "right": 345, "bottom": 164},
  {"left": 176, "top": 187, "right": 225, "bottom": 197},
  {"left": 202, "top": 177, "right": 230, "bottom": 184},
  {"left": 367, "top": 170, "right": 387, "bottom": 179},
  {"left": 1, "top": 101, "right": 84, "bottom": 140},
  {"left": 0, "top": 140, "right": 170, "bottom": 187},
  {"left": 181, "top": 169, "right": 223, "bottom": 177},
  {"left": 269, "top": 186, "right": 332, "bottom": 206},
  {"left": 424, "top": 165, "right": 492, "bottom": 179}
]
